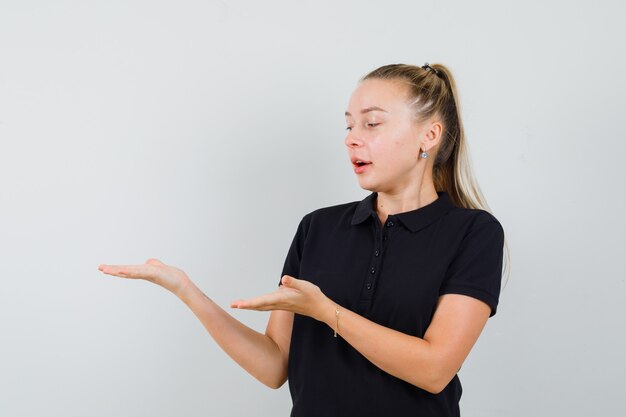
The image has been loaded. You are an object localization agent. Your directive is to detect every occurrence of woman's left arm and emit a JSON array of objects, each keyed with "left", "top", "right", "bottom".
[{"left": 231, "top": 274, "right": 491, "bottom": 394}]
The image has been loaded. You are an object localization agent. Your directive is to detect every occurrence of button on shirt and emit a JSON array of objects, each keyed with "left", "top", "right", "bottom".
[{"left": 279, "top": 191, "right": 505, "bottom": 417}]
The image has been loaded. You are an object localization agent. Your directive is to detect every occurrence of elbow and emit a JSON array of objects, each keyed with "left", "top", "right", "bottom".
[
  {"left": 418, "top": 376, "right": 447, "bottom": 395},
  {"left": 424, "top": 381, "right": 446, "bottom": 395},
  {"left": 258, "top": 371, "right": 288, "bottom": 390},
  {"left": 263, "top": 376, "right": 287, "bottom": 390},
  {"left": 411, "top": 359, "right": 456, "bottom": 395},
  {"left": 422, "top": 368, "right": 457, "bottom": 395}
]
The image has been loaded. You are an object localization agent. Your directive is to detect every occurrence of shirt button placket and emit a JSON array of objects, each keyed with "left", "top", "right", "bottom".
[
  {"left": 360, "top": 217, "right": 388, "bottom": 308},
  {"left": 371, "top": 217, "right": 394, "bottom": 294},
  {"left": 366, "top": 265, "right": 376, "bottom": 291},
  {"left": 382, "top": 217, "right": 394, "bottom": 243}
]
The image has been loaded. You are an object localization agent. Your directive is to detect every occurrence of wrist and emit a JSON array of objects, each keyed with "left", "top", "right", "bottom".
[
  {"left": 175, "top": 277, "right": 197, "bottom": 302},
  {"left": 316, "top": 296, "right": 339, "bottom": 327}
]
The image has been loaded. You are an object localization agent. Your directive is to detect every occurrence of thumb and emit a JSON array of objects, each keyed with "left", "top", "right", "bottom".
[
  {"left": 281, "top": 275, "right": 300, "bottom": 288},
  {"left": 146, "top": 258, "right": 165, "bottom": 266}
]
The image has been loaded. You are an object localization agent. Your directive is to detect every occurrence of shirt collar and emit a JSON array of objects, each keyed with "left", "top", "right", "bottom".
[{"left": 350, "top": 191, "right": 455, "bottom": 232}]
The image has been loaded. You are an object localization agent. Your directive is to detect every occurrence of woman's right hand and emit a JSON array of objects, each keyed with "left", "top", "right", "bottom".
[{"left": 98, "top": 258, "right": 191, "bottom": 297}]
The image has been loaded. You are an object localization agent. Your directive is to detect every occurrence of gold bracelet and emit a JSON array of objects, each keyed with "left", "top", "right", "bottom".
[{"left": 334, "top": 306, "right": 340, "bottom": 337}]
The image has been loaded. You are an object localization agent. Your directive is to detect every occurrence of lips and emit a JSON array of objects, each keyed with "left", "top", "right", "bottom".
[
  {"left": 350, "top": 157, "right": 372, "bottom": 174},
  {"left": 351, "top": 157, "right": 372, "bottom": 167}
]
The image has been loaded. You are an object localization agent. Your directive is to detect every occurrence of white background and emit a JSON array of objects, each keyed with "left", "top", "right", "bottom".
[{"left": 1, "top": 1, "right": 624, "bottom": 416}]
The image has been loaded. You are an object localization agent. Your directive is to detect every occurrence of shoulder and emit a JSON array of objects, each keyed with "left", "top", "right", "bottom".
[
  {"left": 299, "top": 199, "right": 361, "bottom": 224},
  {"left": 442, "top": 206, "right": 505, "bottom": 242},
  {"left": 292, "top": 199, "right": 362, "bottom": 239},
  {"left": 447, "top": 205, "right": 503, "bottom": 229}
]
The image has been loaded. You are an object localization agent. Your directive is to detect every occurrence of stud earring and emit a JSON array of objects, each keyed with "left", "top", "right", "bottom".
[{"left": 420, "top": 149, "right": 428, "bottom": 159}]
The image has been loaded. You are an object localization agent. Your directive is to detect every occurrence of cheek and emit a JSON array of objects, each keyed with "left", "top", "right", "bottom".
[
  {"left": 388, "top": 124, "right": 417, "bottom": 150},
  {"left": 372, "top": 142, "right": 415, "bottom": 167},
  {"left": 371, "top": 127, "right": 417, "bottom": 163},
  {"left": 391, "top": 135, "right": 417, "bottom": 157}
]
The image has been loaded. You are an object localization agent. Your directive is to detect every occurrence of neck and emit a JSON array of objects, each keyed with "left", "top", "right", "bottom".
[{"left": 374, "top": 185, "right": 439, "bottom": 225}]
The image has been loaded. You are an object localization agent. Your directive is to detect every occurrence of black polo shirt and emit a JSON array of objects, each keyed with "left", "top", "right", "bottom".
[{"left": 279, "top": 190, "right": 505, "bottom": 417}]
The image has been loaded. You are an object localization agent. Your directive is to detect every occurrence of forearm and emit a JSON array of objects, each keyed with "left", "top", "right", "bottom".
[
  {"left": 176, "top": 280, "right": 287, "bottom": 388},
  {"left": 318, "top": 298, "right": 443, "bottom": 393}
]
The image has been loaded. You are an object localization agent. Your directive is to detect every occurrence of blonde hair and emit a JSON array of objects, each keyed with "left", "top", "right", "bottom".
[{"left": 361, "top": 63, "right": 510, "bottom": 285}]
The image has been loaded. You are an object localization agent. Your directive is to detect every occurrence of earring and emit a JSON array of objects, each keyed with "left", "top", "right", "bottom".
[{"left": 420, "top": 149, "right": 428, "bottom": 159}]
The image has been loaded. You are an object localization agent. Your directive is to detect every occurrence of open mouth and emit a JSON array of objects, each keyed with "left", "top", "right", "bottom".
[{"left": 354, "top": 160, "right": 372, "bottom": 167}]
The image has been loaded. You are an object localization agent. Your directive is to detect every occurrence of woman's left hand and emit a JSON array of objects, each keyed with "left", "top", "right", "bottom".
[{"left": 230, "top": 275, "right": 332, "bottom": 322}]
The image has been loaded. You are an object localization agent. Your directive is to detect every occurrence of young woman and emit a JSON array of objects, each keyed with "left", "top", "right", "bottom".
[{"left": 99, "top": 62, "right": 509, "bottom": 417}]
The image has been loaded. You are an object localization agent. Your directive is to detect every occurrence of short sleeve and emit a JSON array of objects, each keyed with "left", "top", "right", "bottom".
[
  {"left": 278, "top": 213, "right": 310, "bottom": 287},
  {"left": 439, "top": 217, "right": 505, "bottom": 317}
]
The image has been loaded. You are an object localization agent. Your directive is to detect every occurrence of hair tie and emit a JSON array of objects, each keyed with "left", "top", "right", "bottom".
[{"left": 421, "top": 62, "right": 440, "bottom": 76}]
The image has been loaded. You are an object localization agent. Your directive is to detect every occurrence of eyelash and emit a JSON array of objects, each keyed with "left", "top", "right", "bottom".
[{"left": 345, "top": 123, "right": 379, "bottom": 131}]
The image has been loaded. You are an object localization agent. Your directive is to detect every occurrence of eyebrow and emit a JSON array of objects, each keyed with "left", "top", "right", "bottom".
[{"left": 344, "top": 106, "right": 388, "bottom": 117}]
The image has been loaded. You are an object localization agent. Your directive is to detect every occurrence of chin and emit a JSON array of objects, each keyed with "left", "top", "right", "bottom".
[{"left": 356, "top": 179, "right": 380, "bottom": 193}]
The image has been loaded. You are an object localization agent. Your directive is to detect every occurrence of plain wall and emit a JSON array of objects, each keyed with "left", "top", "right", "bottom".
[{"left": 1, "top": 1, "right": 624, "bottom": 416}]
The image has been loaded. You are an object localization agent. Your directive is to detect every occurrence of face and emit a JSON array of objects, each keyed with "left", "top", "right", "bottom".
[{"left": 344, "top": 78, "right": 434, "bottom": 194}]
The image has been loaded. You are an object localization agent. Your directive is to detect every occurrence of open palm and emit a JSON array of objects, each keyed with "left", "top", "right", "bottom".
[{"left": 98, "top": 258, "right": 190, "bottom": 296}]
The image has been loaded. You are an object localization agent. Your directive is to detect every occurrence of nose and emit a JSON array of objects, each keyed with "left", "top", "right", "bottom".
[{"left": 344, "top": 129, "right": 364, "bottom": 148}]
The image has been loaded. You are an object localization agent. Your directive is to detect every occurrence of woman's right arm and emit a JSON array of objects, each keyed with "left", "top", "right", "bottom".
[
  {"left": 178, "top": 280, "right": 293, "bottom": 389},
  {"left": 98, "top": 258, "right": 292, "bottom": 389}
]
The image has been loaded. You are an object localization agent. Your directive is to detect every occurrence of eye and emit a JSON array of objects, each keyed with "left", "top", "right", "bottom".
[
  {"left": 345, "top": 126, "right": 353, "bottom": 131},
  {"left": 367, "top": 123, "right": 380, "bottom": 128}
]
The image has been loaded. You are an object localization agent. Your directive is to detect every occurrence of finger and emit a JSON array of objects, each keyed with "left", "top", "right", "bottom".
[
  {"left": 146, "top": 258, "right": 165, "bottom": 266},
  {"left": 98, "top": 264, "right": 157, "bottom": 279},
  {"left": 231, "top": 296, "right": 276, "bottom": 310},
  {"left": 231, "top": 291, "right": 286, "bottom": 310},
  {"left": 230, "top": 299, "right": 276, "bottom": 311},
  {"left": 98, "top": 264, "right": 133, "bottom": 277}
]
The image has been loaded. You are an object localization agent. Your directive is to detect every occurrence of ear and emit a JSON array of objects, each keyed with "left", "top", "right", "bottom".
[{"left": 420, "top": 119, "right": 443, "bottom": 153}]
